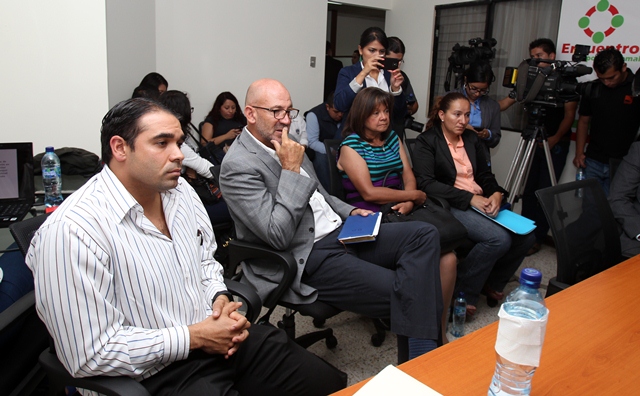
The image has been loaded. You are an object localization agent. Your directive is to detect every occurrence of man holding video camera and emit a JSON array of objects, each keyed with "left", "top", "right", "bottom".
[
  {"left": 501, "top": 38, "right": 578, "bottom": 255},
  {"left": 573, "top": 47, "right": 640, "bottom": 196}
]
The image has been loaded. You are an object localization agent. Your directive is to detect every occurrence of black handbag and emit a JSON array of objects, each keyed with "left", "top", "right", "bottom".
[
  {"left": 199, "top": 142, "right": 226, "bottom": 166},
  {"left": 186, "top": 175, "right": 222, "bottom": 205},
  {"left": 381, "top": 200, "right": 468, "bottom": 253}
]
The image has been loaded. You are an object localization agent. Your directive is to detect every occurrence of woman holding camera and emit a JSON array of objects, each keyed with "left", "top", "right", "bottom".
[
  {"left": 412, "top": 92, "right": 534, "bottom": 317},
  {"left": 451, "top": 61, "right": 501, "bottom": 164},
  {"left": 333, "top": 27, "right": 406, "bottom": 136},
  {"left": 337, "top": 87, "right": 457, "bottom": 343}
]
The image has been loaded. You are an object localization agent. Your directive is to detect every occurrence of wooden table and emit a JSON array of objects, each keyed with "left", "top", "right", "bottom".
[{"left": 333, "top": 256, "right": 640, "bottom": 395}]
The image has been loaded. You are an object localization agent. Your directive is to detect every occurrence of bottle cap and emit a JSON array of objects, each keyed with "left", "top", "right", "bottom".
[
  {"left": 45, "top": 146, "right": 54, "bottom": 152},
  {"left": 519, "top": 268, "right": 542, "bottom": 288}
]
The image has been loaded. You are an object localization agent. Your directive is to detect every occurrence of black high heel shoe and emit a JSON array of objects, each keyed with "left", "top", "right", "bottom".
[{"left": 482, "top": 285, "right": 504, "bottom": 308}]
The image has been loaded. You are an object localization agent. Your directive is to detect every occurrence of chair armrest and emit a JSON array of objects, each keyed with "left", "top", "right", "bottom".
[
  {"left": 228, "top": 240, "right": 297, "bottom": 309},
  {"left": 224, "top": 278, "right": 262, "bottom": 323},
  {"left": 0, "top": 290, "right": 35, "bottom": 334},
  {"left": 38, "top": 349, "right": 151, "bottom": 396}
]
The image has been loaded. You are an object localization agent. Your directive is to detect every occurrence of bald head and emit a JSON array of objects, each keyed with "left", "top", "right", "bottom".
[
  {"left": 245, "top": 78, "right": 289, "bottom": 107},
  {"left": 244, "top": 79, "right": 293, "bottom": 148}
]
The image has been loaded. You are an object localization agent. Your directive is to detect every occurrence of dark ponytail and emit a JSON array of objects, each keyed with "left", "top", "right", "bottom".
[{"left": 424, "top": 92, "right": 468, "bottom": 131}]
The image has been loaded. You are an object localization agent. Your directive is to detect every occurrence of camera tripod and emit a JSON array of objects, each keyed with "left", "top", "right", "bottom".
[{"left": 503, "top": 104, "right": 558, "bottom": 207}]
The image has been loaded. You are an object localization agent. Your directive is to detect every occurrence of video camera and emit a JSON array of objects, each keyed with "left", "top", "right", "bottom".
[
  {"left": 449, "top": 37, "right": 497, "bottom": 67},
  {"left": 445, "top": 38, "right": 497, "bottom": 91},
  {"left": 502, "top": 44, "right": 597, "bottom": 107}
]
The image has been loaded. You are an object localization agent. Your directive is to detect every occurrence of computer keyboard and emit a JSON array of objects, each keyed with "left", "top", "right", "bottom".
[{"left": 0, "top": 203, "right": 30, "bottom": 217}]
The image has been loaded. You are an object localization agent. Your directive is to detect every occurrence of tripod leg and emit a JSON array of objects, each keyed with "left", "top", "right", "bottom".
[
  {"left": 541, "top": 140, "right": 558, "bottom": 186},
  {"left": 509, "top": 138, "right": 537, "bottom": 207},
  {"left": 504, "top": 137, "right": 527, "bottom": 191}
]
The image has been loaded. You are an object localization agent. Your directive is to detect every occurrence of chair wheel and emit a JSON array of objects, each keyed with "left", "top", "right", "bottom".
[
  {"left": 371, "top": 333, "right": 384, "bottom": 347},
  {"left": 313, "top": 318, "right": 326, "bottom": 328},
  {"left": 326, "top": 335, "right": 338, "bottom": 349}
]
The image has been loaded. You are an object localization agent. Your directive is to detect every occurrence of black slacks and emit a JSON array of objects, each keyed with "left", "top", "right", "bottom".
[
  {"left": 140, "top": 325, "right": 347, "bottom": 396},
  {"left": 303, "top": 222, "right": 443, "bottom": 341}
]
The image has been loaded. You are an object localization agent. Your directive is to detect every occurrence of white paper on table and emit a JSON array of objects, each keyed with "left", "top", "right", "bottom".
[
  {"left": 354, "top": 365, "right": 442, "bottom": 395},
  {"left": 495, "top": 304, "right": 549, "bottom": 367}
]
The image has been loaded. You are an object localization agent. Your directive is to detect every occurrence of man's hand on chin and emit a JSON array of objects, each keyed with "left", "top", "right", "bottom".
[{"left": 272, "top": 126, "right": 305, "bottom": 173}]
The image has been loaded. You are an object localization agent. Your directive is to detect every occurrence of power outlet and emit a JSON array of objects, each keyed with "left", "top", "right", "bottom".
[{"left": 310, "top": 56, "right": 316, "bottom": 68}]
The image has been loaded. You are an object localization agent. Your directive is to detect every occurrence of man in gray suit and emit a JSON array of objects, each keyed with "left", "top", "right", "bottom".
[
  {"left": 220, "top": 79, "right": 443, "bottom": 361},
  {"left": 610, "top": 141, "right": 640, "bottom": 257}
]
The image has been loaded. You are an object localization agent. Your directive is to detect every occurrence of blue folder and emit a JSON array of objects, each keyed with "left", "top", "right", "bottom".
[
  {"left": 471, "top": 207, "right": 536, "bottom": 235},
  {"left": 337, "top": 212, "right": 382, "bottom": 244}
]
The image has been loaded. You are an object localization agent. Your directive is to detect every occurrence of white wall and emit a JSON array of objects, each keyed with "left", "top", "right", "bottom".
[
  {"left": 106, "top": 0, "right": 156, "bottom": 107},
  {"left": 0, "top": 0, "right": 109, "bottom": 156},
  {"left": 155, "top": 0, "right": 328, "bottom": 127},
  {"left": 335, "top": 13, "right": 385, "bottom": 57}
]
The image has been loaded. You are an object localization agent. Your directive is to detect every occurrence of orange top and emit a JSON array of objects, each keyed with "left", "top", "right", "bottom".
[{"left": 444, "top": 133, "right": 483, "bottom": 195}]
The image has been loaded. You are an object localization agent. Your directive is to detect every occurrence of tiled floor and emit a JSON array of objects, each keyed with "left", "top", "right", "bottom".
[{"left": 266, "top": 245, "right": 557, "bottom": 386}]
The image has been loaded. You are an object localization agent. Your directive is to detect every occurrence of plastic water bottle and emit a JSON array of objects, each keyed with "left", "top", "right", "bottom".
[
  {"left": 451, "top": 292, "right": 466, "bottom": 337},
  {"left": 41, "top": 147, "right": 63, "bottom": 213},
  {"left": 489, "top": 268, "right": 547, "bottom": 396},
  {"left": 575, "top": 167, "right": 585, "bottom": 198}
]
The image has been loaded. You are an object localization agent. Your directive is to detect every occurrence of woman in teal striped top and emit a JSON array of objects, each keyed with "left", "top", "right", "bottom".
[{"left": 337, "top": 87, "right": 457, "bottom": 343}]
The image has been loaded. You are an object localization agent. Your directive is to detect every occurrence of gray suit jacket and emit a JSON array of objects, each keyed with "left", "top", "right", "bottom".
[
  {"left": 219, "top": 129, "right": 354, "bottom": 304},
  {"left": 609, "top": 141, "right": 640, "bottom": 257}
]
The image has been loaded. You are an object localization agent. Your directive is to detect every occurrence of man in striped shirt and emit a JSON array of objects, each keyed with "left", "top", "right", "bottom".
[{"left": 26, "top": 98, "right": 346, "bottom": 395}]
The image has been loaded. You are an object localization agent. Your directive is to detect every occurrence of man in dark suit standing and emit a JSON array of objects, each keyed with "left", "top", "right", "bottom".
[{"left": 220, "top": 78, "right": 444, "bottom": 362}]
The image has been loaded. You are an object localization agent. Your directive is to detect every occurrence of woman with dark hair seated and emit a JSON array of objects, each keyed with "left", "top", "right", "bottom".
[
  {"left": 132, "top": 72, "right": 168, "bottom": 99},
  {"left": 140, "top": 72, "right": 168, "bottom": 94},
  {"left": 159, "top": 90, "right": 231, "bottom": 225},
  {"left": 337, "top": 87, "right": 456, "bottom": 342},
  {"left": 412, "top": 92, "right": 534, "bottom": 316},
  {"left": 201, "top": 92, "right": 246, "bottom": 153},
  {"left": 451, "top": 61, "right": 501, "bottom": 164}
]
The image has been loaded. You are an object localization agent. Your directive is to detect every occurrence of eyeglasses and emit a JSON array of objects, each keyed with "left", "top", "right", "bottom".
[
  {"left": 252, "top": 106, "right": 299, "bottom": 120},
  {"left": 467, "top": 84, "right": 489, "bottom": 96}
]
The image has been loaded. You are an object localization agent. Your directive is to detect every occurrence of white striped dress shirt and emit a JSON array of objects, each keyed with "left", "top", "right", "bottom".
[{"left": 26, "top": 166, "right": 225, "bottom": 382}]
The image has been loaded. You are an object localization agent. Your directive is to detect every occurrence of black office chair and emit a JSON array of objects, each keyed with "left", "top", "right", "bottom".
[
  {"left": 0, "top": 215, "right": 50, "bottom": 396},
  {"left": 0, "top": 289, "right": 49, "bottom": 396},
  {"left": 228, "top": 240, "right": 339, "bottom": 349},
  {"left": 324, "top": 139, "right": 345, "bottom": 201},
  {"left": 404, "top": 138, "right": 417, "bottom": 160},
  {"left": 536, "top": 178, "right": 623, "bottom": 297},
  {"left": 9, "top": 215, "right": 261, "bottom": 396}
]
